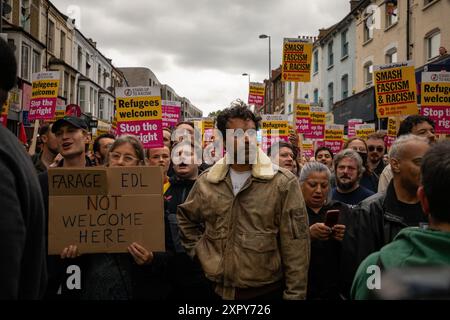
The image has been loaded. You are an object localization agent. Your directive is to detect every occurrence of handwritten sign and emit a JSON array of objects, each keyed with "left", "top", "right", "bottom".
[{"left": 48, "top": 167, "right": 165, "bottom": 254}]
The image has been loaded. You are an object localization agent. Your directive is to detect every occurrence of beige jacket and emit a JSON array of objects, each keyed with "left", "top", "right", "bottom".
[{"left": 177, "top": 148, "right": 310, "bottom": 300}]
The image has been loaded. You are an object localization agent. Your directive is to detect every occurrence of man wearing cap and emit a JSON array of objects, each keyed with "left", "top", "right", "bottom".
[{"left": 38, "top": 116, "right": 93, "bottom": 299}]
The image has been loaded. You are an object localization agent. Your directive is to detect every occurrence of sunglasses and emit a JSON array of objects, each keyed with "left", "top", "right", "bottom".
[{"left": 368, "top": 146, "right": 384, "bottom": 153}]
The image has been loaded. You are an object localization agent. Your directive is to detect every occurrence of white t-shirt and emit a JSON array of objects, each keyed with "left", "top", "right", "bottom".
[{"left": 229, "top": 168, "right": 252, "bottom": 195}]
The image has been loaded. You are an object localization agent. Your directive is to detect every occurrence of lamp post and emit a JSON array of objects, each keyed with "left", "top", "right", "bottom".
[
  {"left": 242, "top": 73, "right": 250, "bottom": 83},
  {"left": 259, "top": 34, "right": 271, "bottom": 113}
]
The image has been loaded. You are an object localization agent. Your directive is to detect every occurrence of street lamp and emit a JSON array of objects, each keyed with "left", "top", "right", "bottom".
[
  {"left": 259, "top": 34, "right": 271, "bottom": 113},
  {"left": 242, "top": 73, "right": 250, "bottom": 83}
]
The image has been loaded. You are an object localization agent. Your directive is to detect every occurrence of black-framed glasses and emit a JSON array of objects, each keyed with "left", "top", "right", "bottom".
[{"left": 368, "top": 146, "right": 384, "bottom": 153}]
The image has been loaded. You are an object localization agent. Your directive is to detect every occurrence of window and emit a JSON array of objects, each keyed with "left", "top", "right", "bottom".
[
  {"left": 70, "top": 76, "right": 75, "bottom": 103},
  {"left": 426, "top": 32, "right": 441, "bottom": 60},
  {"left": 288, "top": 104, "right": 292, "bottom": 114},
  {"left": 386, "top": 48, "right": 398, "bottom": 63},
  {"left": 341, "top": 29, "right": 348, "bottom": 57},
  {"left": 328, "top": 83, "right": 334, "bottom": 109},
  {"left": 386, "top": 3, "right": 398, "bottom": 28},
  {"left": 314, "top": 89, "right": 319, "bottom": 104},
  {"left": 48, "top": 20, "right": 55, "bottom": 52},
  {"left": 313, "top": 50, "right": 319, "bottom": 73},
  {"left": 63, "top": 72, "right": 69, "bottom": 98},
  {"left": 32, "top": 50, "right": 40, "bottom": 73},
  {"left": 20, "top": 0, "right": 30, "bottom": 32},
  {"left": 86, "top": 53, "right": 91, "bottom": 77},
  {"left": 364, "top": 13, "right": 374, "bottom": 42},
  {"left": 77, "top": 46, "right": 83, "bottom": 71},
  {"left": 60, "top": 31, "right": 66, "bottom": 60},
  {"left": 21, "top": 44, "right": 30, "bottom": 81},
  {"left": 98, "top": 65, "right": 102, "bottom": 84},
  {"left": 364, "top": 62, "right": 373, "bottom": 87},
  {"left": 341, "top": 74, "right": 349, "bottom": 99},
  {"left": 99, "top": 98, "right": 104, "bottom": 120},
  {"left": 328, "top": 41, "right": 334, "bottom": 67},
  {"left": 288, "top": 82, "right": 292, "bottom": 94},
  {"left": 79, "top": 86, "right": 86, "bottom": 111},
  {"left": 2, "top": 0, "right": 12, "bottom": 21}
]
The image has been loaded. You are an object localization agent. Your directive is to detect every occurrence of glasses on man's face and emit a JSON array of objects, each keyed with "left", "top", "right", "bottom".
[
  {"left": 110, "top": 151, "right": 138, "bottom": 164},
  {"left": 368, "top": 145, "right": 384, "bottom": 153}
]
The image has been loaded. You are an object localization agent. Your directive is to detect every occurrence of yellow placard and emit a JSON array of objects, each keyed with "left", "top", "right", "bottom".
[
  {"left": 261, "top": 120, "right": 289, "bottom": 136},
  {"left": 355, "top": 124, "right": 375, "bottom": 139},
  {"left": 324, "top": 125, "right": 344, "bottom": 141},
  {"left": 282, "top": 39, "right": 312, "bottom": 82},
  {"left": 387, "top": 118, "right": 397, "bottom": 137},
  {"left": 421, "top": 82, "right": 450, "bottom": 107},
  {"left": 374, "top": 63, "right": 418, "bottom": 118},
  {"left": 116, "top": 96, "right": 161, "bottom": 121},
  {"left": 310, "top": 110, "right": 326, "bottom": 125},
  {"left": 295, "top": 103, "right": 310, "bottom": 117},
  {"left": 31, "top": 80, "right": 60, "bottom": 99}
]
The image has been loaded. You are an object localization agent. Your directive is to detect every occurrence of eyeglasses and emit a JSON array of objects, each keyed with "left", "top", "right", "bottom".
[
  {"left": 368, "top": 146, "right": 384, "bottom": 153},
  {"left": 109, "top": 152, "right": 138, "bottom": 164}
]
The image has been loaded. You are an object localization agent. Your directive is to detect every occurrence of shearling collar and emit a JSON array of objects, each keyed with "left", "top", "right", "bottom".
[{"left": 206, "top": 147, "right": 277, "bottom": 184}]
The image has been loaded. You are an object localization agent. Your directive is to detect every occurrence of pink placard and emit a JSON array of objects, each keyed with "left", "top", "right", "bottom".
[
  {"left": 348, "top": 119, "right": 363, "bottom": 138},
  {"left": 324, "top": 140, "right": 343, "bottom": 155},
  {"left": 117, "top": 119, "right": 163, "bottom": 149},
  {"left": 296, "top": 117, "right": 311, "bottom": 135},
  {"left": 421, "top": 106, "right": 450, "bottom": 134},
  {"left": 302, "top": 148, "right": 314, "bottom": 159},
  {"left": 305, "top": 124, "right": 324, "bottom": 140},
  {"left": 248, "top": 94, "right": 264, "bottom": 105},
  {"left": 28, "top": 98, "right": 57, "bottom": 121},
  {"left": 162, "top": 104, "right": 181, "bottom": 128}
]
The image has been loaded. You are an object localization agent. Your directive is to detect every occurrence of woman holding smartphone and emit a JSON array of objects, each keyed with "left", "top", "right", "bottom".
[{"left": 299, "top": 162, "right": 357, "bottom": 300}]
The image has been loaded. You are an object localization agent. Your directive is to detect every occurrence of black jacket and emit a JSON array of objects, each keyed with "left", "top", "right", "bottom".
[
  {"left": 353, "top": 181, "right": 427, "bottom": 266},
  {"left": 0, "top": 126, "right": 47, "bottom": 299},
  {"left": 134, "top": 175, "right": 215, "bottom": 300},
  {"left": 307, "top": 200, "right": 358, "bottom": 300}
]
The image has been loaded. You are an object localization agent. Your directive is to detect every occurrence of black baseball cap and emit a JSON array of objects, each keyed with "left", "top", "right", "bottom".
[{"left": 52, "top": 116, "right": 88, "bottom": 133}]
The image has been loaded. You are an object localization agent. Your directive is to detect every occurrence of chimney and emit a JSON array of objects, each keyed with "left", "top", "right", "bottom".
[{"left": 350, "top": 0, "right": 360, "bottom": 11}]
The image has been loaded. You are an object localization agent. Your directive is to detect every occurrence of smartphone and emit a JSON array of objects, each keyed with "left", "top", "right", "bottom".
[{"left": 325, "top": 210, "right": 340, "bottom": 228}]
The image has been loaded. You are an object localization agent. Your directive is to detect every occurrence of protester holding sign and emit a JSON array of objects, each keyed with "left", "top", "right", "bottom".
[
  {"left": 38, "top": 116, "right": 93, "bottom": 299},
  {"left": 77, "top": 135, "right": 148, "bottom": 300}
]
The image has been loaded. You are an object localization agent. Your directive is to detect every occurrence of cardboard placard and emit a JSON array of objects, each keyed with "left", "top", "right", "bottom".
[{"left": 48, "top": 166, "right": 164, "bottom": 255}]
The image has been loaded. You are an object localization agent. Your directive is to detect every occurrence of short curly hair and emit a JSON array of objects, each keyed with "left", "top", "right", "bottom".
[{"left": 216, "top": 100, "right": 261, "bottom": 139}]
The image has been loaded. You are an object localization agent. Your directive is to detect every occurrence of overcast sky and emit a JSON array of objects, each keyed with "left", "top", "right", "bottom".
[{"left": 53, "top": 0, "right": 350, "bottom": 115}]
